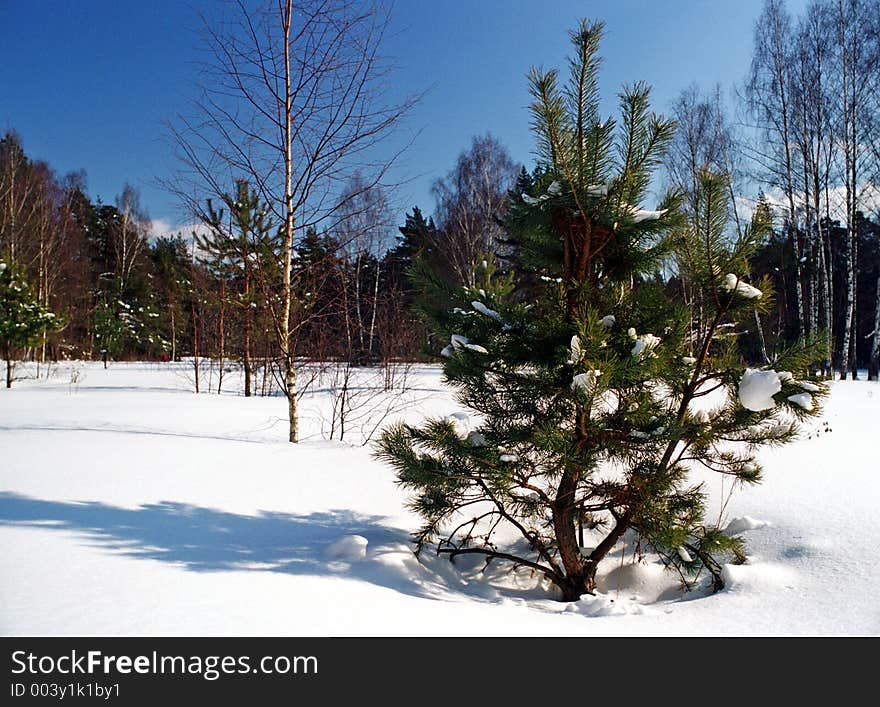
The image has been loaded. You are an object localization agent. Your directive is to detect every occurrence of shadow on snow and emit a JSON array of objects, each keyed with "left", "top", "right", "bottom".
[{"left": 0, "top": 492, "right": 473, "bottom": 602}]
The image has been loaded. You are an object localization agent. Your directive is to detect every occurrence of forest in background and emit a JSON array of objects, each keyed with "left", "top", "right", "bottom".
[{"left": 2, "top": 0, "right": 880, "bottom": 395}]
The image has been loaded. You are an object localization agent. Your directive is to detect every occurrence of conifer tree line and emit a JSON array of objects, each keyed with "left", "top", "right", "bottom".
[
  {"left": 1, "top": 0, "right": 879, "bottom": 397},
  {"left": 0, "top": 127, "right": 516, "bottom": 391},
  {"left": 0, "top": 130, "right": 435, "bottom": 390}
]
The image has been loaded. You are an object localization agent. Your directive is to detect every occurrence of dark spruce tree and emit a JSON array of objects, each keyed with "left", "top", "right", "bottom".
[{"left": 378, "top": 20, "right": 826, "bottom": 601}]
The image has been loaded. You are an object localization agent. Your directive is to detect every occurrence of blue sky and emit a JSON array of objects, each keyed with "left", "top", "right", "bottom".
[{"left": 1, "top": 0, "right": 807, "bottom": 234}]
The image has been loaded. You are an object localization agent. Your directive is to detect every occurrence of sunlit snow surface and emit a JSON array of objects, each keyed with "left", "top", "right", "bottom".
[{"left": 1, "top": 361, "right": 878, "bottom": 635}]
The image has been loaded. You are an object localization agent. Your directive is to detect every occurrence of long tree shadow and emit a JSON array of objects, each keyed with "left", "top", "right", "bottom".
[
  {"left": 0, "top": 492, "right": 464, "bottom": 602},
  {"left": 0, "top": 424, "right": 271, "bottom": 445}
]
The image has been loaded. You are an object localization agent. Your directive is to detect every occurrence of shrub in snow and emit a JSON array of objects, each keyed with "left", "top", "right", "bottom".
[
  {"left": 0, "top": 260, "right": 60, "bottom": 388},
  {"left": 377, "top": 21, "right": 825, "bottom": 602}
]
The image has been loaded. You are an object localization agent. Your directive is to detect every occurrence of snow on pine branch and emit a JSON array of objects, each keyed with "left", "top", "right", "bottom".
[{"left": 721, "top": 273, "right": 762, "bottom": 299}]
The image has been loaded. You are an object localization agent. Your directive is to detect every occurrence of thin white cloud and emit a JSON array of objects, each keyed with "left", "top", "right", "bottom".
[
  {"left": 148, "top": 219, "right": 213, "bottom": 241},
  {"left": 737, "top": 184, "right": 880, "bottom": 227}
]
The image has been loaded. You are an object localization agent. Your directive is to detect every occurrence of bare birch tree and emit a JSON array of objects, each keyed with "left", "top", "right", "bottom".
[
  {"left": 430, "top": 134, "right": 519, "bottom": 287},
  {"left": 114, "top": 184, "right": 150, "bottom": 290},
  {"left": 169, "top": 0, "right": 416, "bottom": 441},
  {"left": 792, "top": 1, "right": 835, "bottom": 373},
  {"left": 746, "top": 0, "right": 805, "bottom": 341},
  {"left": 832, "top": 0, "right": 880, "bottom": 378},
  {"left": 334, "top": 174, "right": 394, "bottom": 361}
]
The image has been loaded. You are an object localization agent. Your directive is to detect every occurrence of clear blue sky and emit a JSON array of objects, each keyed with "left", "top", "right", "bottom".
[{"left": 1, "top": 0, "right": 807, "bottom": 234}]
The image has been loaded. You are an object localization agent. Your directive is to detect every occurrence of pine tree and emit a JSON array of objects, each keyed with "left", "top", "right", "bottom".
[
  {"left": 196, "top": 180, "right": 276, "bottom": 396},
  {"left": 92, "top": 297, "right": 127, "bottom": 368},
  {"left": 91, "top": 283, "right": 165, "bottom": 367},
  {"left": 377, "top": 20, "right": 826, "bottom": 601},
  {"left": 0, "top": 260, "right": 58, "bottom": 387},
  {"left": 388, "top": 207, "right": 440, "bottom": 286}
]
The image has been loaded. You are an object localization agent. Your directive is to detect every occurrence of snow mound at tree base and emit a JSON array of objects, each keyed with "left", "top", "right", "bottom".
[
  {"left": 725, "top": 516, "right": 770, "bottom": 535},
  {"left": 564, "top": 593, "right": 655, "bottom": 617},
  {"left": 325, "top": 535, "right": 369, "bottom": 561},
  {"left": 597, "top": 560, "right": 683, "bottom": 603}
]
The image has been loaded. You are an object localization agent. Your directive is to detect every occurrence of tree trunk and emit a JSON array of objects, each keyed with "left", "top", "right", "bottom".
[
  {"left": 754, "top": 307, "right": 770, "bottom": 364},
  {"left": 355, "top": 251, "right": 365, "bottom": 353},
  {"left": 170, "top": 304, "right": 176, "bottom": 361},
  {"left": 281, "top": 0, "right": 298, "bottom": 443},
  {"left": 191, "top": 297, "right": 200, "bottom": 394},
  {"left": 262, "top": 329, "right": 270, "bottom": 397},
  {"left": 868, "top": 272, "right": 880, "bottom": 381},
  {"left": 551, "top": 475, "right": 589, "bottom": 600},
  {"left": 5, "top": 343, "right": 11, "bottom": 388},
  {"left": 808, "top": 237, "right": 818, "bottom": 342},
  {"left": 243, "top": 268, "right": 252, "bottom": 397},
  {"left": 551, "top": 410, "right": 590, "bottom": 600},
  {"left": 217, "top": 279, "right": 225, "bottom": 394},
  {"left": 190, "top": 238, "right": 201, "bottom": 393},
  {"left": 368, "top": 259, "right": 381, "bottom": 354},
  {"left": 770, "top": 10, "right": 803, "bottom": 342},
  {"left": 815, "top": 210, "right": 832, "bottom": 375},
  {"left": 839, "top": 226, "right": 856, "bottom": 379},
  {"left": 286, "top": 364, "right": 298, "bottom": 443},
  {"left": 838, "top": 5, "right": 856, "bottom": 380},
  {"left": 850, "top": 232, "right": 859, "bottom": 380},
  {"left": 791, "top": 223, "right": 806, "bottom": 341}
]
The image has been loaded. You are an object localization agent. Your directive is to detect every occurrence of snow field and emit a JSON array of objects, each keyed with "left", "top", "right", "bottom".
[{"left": 1, "top": 361, "right": 878, "bottom": 635}]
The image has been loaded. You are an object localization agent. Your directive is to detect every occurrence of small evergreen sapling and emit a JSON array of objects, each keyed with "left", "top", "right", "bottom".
[
  {"left": 197, "top": 180, "right": 277, "bottom": 396},
  {"left": 92, "top": 287, "right": 166, "bottom": 367},
  {"left": 0, "top": 260, "right": 58, "bottom": 387},
  {"left": 377, "top": 20, "right": 826, "bottom": 601}
]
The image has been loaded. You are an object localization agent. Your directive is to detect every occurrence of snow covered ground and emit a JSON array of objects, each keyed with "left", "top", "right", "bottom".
[{"left": 1, "top": 361, "right": 878, "bottom": 636}]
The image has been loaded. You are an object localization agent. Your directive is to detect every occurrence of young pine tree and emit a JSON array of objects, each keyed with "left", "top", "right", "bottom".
[
  {"left": 377, "top": 20, "right": 825, "bottom": 601},
  {"left": 197, "top": 180, "right": 277, "bottom": 396},
  {"left": 0, "top": 260, "right": 58, "bottom": 387},
  {"left": 92, "top": 298, "right": 126, "bottom": 369}
]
